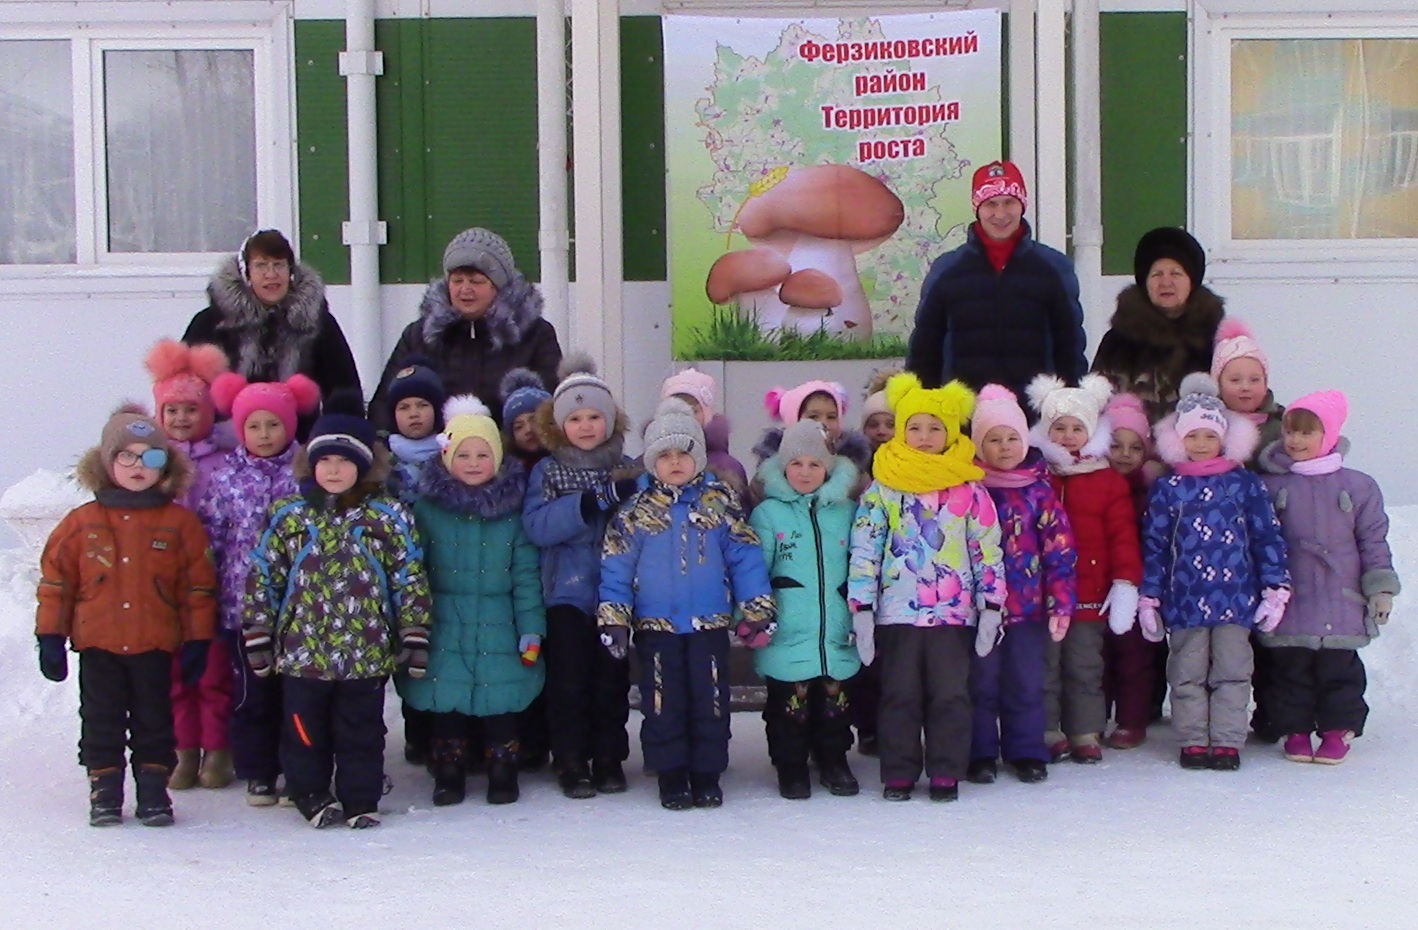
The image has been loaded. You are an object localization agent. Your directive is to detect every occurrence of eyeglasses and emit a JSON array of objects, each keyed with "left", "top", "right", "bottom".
[
  {"left": 250, "top": 260, "right": 290, "bottom": 275},
  {"left": 115, "top": 448, "right": 168, "bottom": 469}
]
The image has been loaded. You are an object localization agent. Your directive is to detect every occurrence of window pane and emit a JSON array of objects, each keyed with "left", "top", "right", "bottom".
[
  {"left": 104, "top": 49, "right": 256, "bottom": 253},
  {"left": 0, "top": 40, "right": 76, "bottom": 263},
  {"left": 1232, "top": 39, "right": 1418, "bottom": 240}
]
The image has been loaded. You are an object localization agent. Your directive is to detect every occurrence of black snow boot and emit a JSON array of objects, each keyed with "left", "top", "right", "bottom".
[
  {"left": 817, "top": 757, "right": 860, "bottom": 797},
  {"left": 658, "top": 769, "right": 693, "bottom": 811},
  {"left": 431, "top": 737, "right": 468, "bottom": 807},
  {"left": 966, "top": 758, "right": 998, "bottom": 785},
  {"left": 88, "top": 767, "right": 124, "bottom": 827},
  {"left": 776, "top": 765, "right": 811, "bottom": 800},
  {"left": 1009, "top": 759, "right": 1049, "bottom": 783},
  {"left": 557, "top": 759, "right": 596, "bottom": 800},
  {"left": 592, "top": 757, "right": 628, "bottom": 794},
  {"left": 486, "top": 742, "right": 520, "bottom": 805},
  {"left": 133, "top": 763, "right": 174, "bottom": 827},
  {"left": 690, "top": 772, "right": 723, "bottom": 809},
  {"left": 295, "top": 791, "right": 345, "bottom": 828}
]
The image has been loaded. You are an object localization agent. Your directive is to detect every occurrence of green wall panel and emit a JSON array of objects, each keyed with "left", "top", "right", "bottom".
[
  {"left": 621, "top": 16, "right": 666, "bottom": 282},
  {"left": 294, "top": 21, "right": 352, "bottom": 284},
  {"left": 1100, "top": 12, "right": 1188, "bottom": 275}
]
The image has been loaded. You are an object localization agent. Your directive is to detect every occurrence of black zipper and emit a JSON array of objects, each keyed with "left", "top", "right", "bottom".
[{"left": 810, "top": 499, "right": 828, "bottom": 676}]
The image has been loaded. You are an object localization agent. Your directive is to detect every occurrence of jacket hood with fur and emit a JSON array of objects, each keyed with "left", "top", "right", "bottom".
[{"left": 75, "top": 445, "right": 194, "bottom": 501}]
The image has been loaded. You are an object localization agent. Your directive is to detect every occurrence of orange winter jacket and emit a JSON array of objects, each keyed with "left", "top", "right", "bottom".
[{"left": 37, "top": 469, "right": 217, "bottom": 656}]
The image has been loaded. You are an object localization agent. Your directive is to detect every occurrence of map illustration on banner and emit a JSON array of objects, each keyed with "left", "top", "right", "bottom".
[{"left": 665, "top": 11, "right": 1002, "bottom": 360}]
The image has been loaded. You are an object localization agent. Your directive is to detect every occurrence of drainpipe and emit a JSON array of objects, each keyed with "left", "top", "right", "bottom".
[
  {"left": 1071, "top": 0, "right": 1105, "bottom": 334},
  {"left": 339, "top": 0, "right": 386, "bottom": 394},
  {"left": 537, "top": 0, "right": 571, "bottom": 344}
]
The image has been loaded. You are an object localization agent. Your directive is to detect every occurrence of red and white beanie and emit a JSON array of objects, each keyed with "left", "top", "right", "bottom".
[
  {"left": 971, "top": 160, "right": 1029, "bottom": 213},
  {"left": 1211, "top": 318, "right": 1270, "bottom": 382},
  {"left": 145, "top": 339, "right": 229, "bottom": 441}
]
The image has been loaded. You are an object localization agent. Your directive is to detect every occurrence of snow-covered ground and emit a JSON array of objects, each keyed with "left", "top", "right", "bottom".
[{"left": 3, "top": 511, "right": 1416, "bottom": 928}]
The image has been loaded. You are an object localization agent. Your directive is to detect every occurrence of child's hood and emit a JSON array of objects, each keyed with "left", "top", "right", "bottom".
[
  {"left": 757, "top": 453, "right": 858, "bottom": 505},
  {"left": 75, "top": 443, "right": 195, "bottom": 500},
  {"left": 1154, "top": 407, "right": 1260, "bottom": 466},
  {"left": 754, "top": 425, "right": 872, "bottom": 476},
  {"left": 1031, "top": 414, "right": 1113, "bottom": 471}
]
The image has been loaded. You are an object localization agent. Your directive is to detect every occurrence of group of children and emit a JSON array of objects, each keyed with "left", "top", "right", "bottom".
[{"left": 34, "top": 316, "right": 1400, "bottom": 827}]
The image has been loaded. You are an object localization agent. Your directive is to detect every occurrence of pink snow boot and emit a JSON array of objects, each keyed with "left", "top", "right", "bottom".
[
  {"left": 1282, "top": 733, "right": 1314, "bottom": 763},
  {"left": 1312, "top": 730, "right": 1353, "bottom": 765}
]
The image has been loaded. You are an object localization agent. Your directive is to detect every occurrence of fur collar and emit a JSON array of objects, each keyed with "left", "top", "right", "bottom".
[
  {"left": 75, "top": 446, "right": 194, "bottom": 499},
  {"left": 205, "top": 256, "right": 327, "bottom": 380},
  {"left": 418, "top": 456, "right": 527, "bottom": 519},
  {"left": 753, "top": 427, "right": 873, "bottom": 476},
  {"left": 1107, "top": 283, "right": 1225, "bottom": 351},
  {"left": 1154, "top": 408, "right": 1260, "bottom": 467},
  {"left": 757, "top": 454, "right": 858, "bottom": 505},
  {"left": 1031, "top": 415, "right": 1114, "bottom": 474},
  {"left": 418, "top": 274, "right": 546, "bottom": 351},
  {"left": 533, "top": 399, "right": 630, "bottom": 468}
]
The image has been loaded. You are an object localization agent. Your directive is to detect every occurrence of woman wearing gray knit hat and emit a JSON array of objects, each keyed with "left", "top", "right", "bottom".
[{"left": 370, "top": 227, "right": 563, "bottom": 432}]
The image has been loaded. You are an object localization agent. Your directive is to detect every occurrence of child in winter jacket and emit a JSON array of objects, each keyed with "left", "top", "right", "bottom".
[
  {"left": 1259, "top": 392, "right": 1399, "bottom": 764},
  {"left": 750, "top": 420, "right": 861, "bottom": 800},
  {"left": 598, "top": 399, "right": 776, "bottom": 810},
  {"left": 407, "top": 396, "right": 545, "bottom": 805},
  {"left": 1029, "top": 374, "right": 1142, "bottom": 764},
  {"left": 385, "top": 358, "right": 447, "bottom": 507},
  {"left": 753, "top": 380, "right": 873, "bottom": 501},
  {"left": 146, "top": 339, "right": 236, "bottom": 792},
  {"left": 849, "top": 375, "right": 1005, "bottom": 802},
  {"left": 244, "top": 395, "right": 432, "bottom": 828},
  {"left": 1100, "top": 391, "right": 1166, "bottom": 749},
  {"left": 968, "top": 386, "right": 1076, "bottom": 786},
  {"left": 522, "top": 354, "right": 638, "bottom": 799},
  {"left": 37, "top": 405, "right": 217, "bottom": 827},
  {"left": 661, "top": 367, "right": 749, "bottom": 505},
  {"left": 500, "top": 367, "right": 554, "bottom": 769},
  {"left": 861, "top": 367, "right": 899, "bottom": 456},
  {"left": 1140, "top": 375, "right": 1290, "bottom": 771},
  {"left": 201, "top": 372, "right": 319, "bottom": 804}
]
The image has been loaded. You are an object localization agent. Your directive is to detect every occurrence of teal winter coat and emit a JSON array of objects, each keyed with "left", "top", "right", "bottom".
[
  {"left": 405, "top": 457, "right": 546, "bottom": 718},
  {"left": 750, "top": 455, "right": 861, "bottom": 683}
]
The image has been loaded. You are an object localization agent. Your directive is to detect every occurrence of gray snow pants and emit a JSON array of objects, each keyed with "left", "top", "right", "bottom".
[
  {"left": 1043, "top": 621, "right": 1106, "bottom": 738},
  {"left": 1168, "top": 625, "right": 1254, "bottom": 750}
]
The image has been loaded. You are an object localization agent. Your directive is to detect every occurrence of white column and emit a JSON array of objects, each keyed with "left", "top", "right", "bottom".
[
  {"left": 569, "top": 0, "right": 625, "bottom": 397},
  {"left": 1033, "top": 0, "right": 1068, "bottom": 251},
  {"left": 537, "top": 0, "right": 571, "bottom": 342},
  {"left": 1070, "top": 0, "right": 1105, "bottom": 325},
  {"left": 1007, "top": 0, "right": 1037, "bottom": 196},
  {"left": 340, "top": 0, "right": 387, "bottom": 392}
]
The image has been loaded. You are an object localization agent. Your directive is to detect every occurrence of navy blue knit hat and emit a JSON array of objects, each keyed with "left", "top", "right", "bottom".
[
  {"left": 387, "top": 356, "right": 447, "bottom": 432},
  {"left": 307, "top": 391, "right": 378, "bottom": 477},
  {"left": 500, "top": 368, "right": 551, "bottom": 427}
]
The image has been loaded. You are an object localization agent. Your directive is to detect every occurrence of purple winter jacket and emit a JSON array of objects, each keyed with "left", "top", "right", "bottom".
[
  {"left": 171, "top": 428, "right": 237, "bottom": 512},
  {"left": 704, "top": 414, "right": 749, "bottom": 506},
  {"left": 1260, "top": 442, "right": 1400, "bottom": 650},
  {"left": 196, "top": 443, "right": 301, "bottom": 632},
  {"left": 982, "top": 450, "right": 1078, "bottom": 626}
]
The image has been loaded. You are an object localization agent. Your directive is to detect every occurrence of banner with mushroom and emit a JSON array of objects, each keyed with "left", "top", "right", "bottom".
[{"left": 665, "top": 10, "right": 1002, "bottom": 360}]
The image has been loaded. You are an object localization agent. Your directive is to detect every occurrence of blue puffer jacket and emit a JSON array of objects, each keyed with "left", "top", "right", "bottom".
[
  {"left": 597, "top": 473, "right": 775, "bottom": 635},
  {"left": 1142, "top": 467, "right": 1290, "bottom": 630},
  {"left": 750, "top": 455, "right": 860, "bottom": 683},
  {"left": 905, "top": 220, "right": 1087, "bottom": 401}
]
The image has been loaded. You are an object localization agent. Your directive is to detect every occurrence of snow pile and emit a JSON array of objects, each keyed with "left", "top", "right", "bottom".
[{"left": 0, "top": 468, "right": 90, "bottom": 549}]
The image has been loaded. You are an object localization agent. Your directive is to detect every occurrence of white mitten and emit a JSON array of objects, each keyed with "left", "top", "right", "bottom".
[
  {"left": 852, "top": 611, "right": 876, "bottom": 666},
  {"left": 1104, "top": 580, "right": 1139, "bottom": 635},
  {"left": 975, "top": 608, "right": 1004, "bottom": 657}
]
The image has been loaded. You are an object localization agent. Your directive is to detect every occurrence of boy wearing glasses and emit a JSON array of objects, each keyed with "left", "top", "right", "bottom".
[{"left": 36, "top": 405, "right": 217, "bottom": 827}]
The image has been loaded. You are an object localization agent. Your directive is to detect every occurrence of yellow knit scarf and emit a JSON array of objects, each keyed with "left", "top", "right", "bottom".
[{"left": 871, "top": 436, "right": 984, "bottom": 493}]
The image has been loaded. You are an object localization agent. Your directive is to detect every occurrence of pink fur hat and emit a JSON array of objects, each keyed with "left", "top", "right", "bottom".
[
  {"left": 971, "top": 384, "right": 1030, "bottom": 451},
  {"left": 1288, "top": 390, "right": 1348, "bottom": 456},
  {"left": 1104, "top": 392, "right": 1153, "bottom": 454},
  {"left": 1211, "top": 318, "right": 1269, "bottom": 381},
  {"left": 764, "top": 380, "right": 849, "bottom": 425},
  {"left": 1153, "top": 373, "right": 1259, "bottom": 465},
  {"left": 660, "top": 367, "right": 716, "bottom": 427},
  {"left": 145, "top": 339, "right": 229, "bottom": 441},
  {"left": 212, "top": 372, "right": 321, "bottom": 448}
]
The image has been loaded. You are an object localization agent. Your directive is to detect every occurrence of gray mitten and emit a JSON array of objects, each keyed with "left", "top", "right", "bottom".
[{"left": 974, "top": 608, "right": 1005, "bottom": 657}]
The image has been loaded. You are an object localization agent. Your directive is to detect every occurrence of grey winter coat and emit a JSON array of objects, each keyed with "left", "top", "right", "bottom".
[{"left": 1260, "top": 441, "right": 1401, "bottom": 650}]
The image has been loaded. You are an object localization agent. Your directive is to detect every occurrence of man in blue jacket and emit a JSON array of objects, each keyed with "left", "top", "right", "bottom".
[{"left": 906, "top": 161, "right": 1087, "bottom": 406}]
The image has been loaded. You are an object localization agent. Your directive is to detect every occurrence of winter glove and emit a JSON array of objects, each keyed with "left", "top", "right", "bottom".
[
  {"left": 974, "top": 608, "right": 1004, "bottom": 658},
  {"left": 852, "top": 610, "right": 876, "bottom": 666},
  {"left": 1103, "top": 580, "right": 1140, "bottom": 635},
  {"left": 397, "top": 628, "right": 431, "bottom": 678},
  {"left": 1137, "top": 597, "right": 1164, "bottom": 643},
  {"left": 1368, "top": 593, "right": 1394, "bottom": 625},
  {"left": 519, "top": 633, "right": 542, "bottom": 667},
  {"left": 1253, "top": 587, "right": 1291, "bottom": 633},
  {"left": 179, "top": 640, "right": 211, "bottom": 688},
  {"left": 735, "top": 619, "right": 776, "bottom": 650},
  {"left": 36, "top": 634, "right": 67, "bottom": 683},
  {"left": 600, "top": 626, "right": 630, "bottom": 661},
  {"left": 243, "top": 626, "right": 275, "bottom": 678},
  {"left": 1048, "top": 613, "right": 1070, "bottom": 642}
]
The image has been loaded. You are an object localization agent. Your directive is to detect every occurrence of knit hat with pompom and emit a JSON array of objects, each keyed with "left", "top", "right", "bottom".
[
  {"left": 643, "top": 398, "right": 706, "bottom": 478},
  {"left": 439, "top": 394, "right": 503, "bottom": 472},
  {"left": 211, "top": 372, "right": 320, "bottom": 450},
  {"left": 1026, "top": 373, "right": 1114, "bottom": 440},
  {"left": 552, "top": 352, "right": 617, "bottom": 428},
  {"left": 145, "top": 339, "right": 230, "bottom": 441},
  {"left": 970, "top": 383, "right": 1030, "bottom": 451},
  {"left": 764, "top": 380, "right": 849, "bottom": 425},
  {"left": 500, "top": 368, "right": 551, "bottom": 428}
]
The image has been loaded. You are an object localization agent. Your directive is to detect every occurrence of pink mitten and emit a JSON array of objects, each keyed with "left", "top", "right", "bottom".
[
  {"left": 1138, "top": 596, "right": 1164, "bottom": 643},
  {"left": 1254, "top": 587, "right": 1291, "bottom": 633}
]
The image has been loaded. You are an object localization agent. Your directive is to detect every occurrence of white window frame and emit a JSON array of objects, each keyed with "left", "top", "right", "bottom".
[
  {"left": 0, "top": 2, "right": 295, "bottom": 281},
  {"left": 1191, "top": 8, "right": 1418, "bottom": 275}
]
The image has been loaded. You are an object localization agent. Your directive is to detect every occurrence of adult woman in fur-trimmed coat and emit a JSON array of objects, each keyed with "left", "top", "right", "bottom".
[
  {"left": 1091, "top": 227, "right": 1225, "bottom": 421},
  {"left": 369, "top": 227, "right": 563, "bottom": 433},
  {"left": 183, "top": 230, "right": 361, "bottom": 440}
]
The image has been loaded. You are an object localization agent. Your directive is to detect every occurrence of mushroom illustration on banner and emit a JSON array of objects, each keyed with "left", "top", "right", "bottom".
[{"left": 705, "top": 164, "right": 905, "bottom": 341}]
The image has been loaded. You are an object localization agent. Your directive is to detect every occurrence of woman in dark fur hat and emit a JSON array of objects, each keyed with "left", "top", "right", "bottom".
[{"left": 1091, "top": 227, "right": 1225, "bottom": 421}]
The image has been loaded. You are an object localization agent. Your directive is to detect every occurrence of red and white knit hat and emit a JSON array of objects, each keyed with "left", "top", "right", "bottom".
[
  {"left": 1211, "top": 318, "right": 1269, "bottom": 381},
  {"left": 971, "top": 160, "right": 1029, "bottom": 213}
]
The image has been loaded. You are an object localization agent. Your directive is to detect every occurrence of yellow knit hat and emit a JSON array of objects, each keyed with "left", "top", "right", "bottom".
[
  {"left": 885, "top": 373, "right": 977, "bottom": 443},
  {"left": 439, "top": 394, "right": 504, "bottom": 471}
]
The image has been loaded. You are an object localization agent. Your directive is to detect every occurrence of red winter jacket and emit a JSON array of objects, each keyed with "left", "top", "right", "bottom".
[{"left": 1049, "top": 467, "right": 1142, "bottom": 622}]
